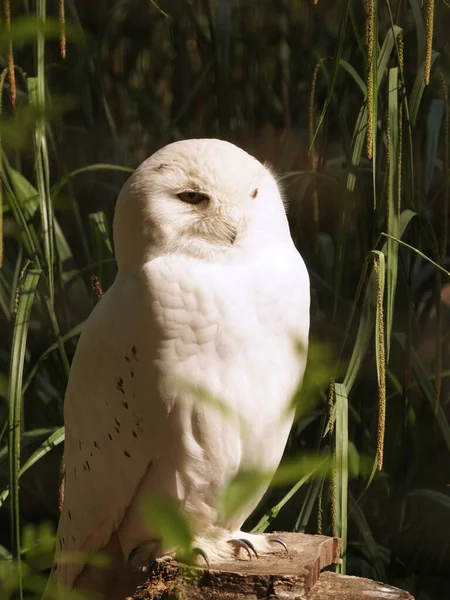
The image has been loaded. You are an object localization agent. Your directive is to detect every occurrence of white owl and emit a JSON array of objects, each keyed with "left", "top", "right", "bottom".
[{"left": 50, "top": 139, "right": 310, "bottom": 596}]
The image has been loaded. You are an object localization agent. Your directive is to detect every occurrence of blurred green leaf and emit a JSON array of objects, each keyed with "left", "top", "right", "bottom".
[
  {"left": 0, "top": 17, "right": 84, "bottom": 48},
  {"left": 141, "top": 494, "right": 193, "bottom": 552}
]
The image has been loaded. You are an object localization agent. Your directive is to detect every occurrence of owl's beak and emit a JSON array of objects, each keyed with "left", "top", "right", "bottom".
[{"left": 218, "top": 204, "right": 244, "bottom": 246}]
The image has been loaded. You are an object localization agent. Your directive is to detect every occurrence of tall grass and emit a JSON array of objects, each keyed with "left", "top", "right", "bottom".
[{"left": 0, "top": 1, "right": 450, "bottom": 599}]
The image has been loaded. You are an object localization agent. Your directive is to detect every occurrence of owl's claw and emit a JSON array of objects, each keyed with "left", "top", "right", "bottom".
[
  {"left": 228, "top": 538, "right": 258, "bottom": 559},
  {"left": 240, "top": 538, "right": 259, "bottom": 558},
  {"left": 190, "top": 546, "right": 210, "bottom": 568},
  {"left": 268, "top": 534, "right": 288, "bottom": 553}
]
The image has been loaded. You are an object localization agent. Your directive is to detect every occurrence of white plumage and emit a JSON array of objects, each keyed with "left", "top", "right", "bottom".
[{"left": 51, "top": 139, "right": 310, "bottom": 594}]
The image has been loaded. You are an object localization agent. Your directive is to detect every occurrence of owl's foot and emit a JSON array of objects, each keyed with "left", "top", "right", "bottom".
[
  {"left": 227, "top": 538, "right": 258, "bottom": 559},
  {"left": 128, "top": 542, "right": 210, "bottom": 571},
  {"left": 227, "top": 533, "right": 288, "bottom": 560}
]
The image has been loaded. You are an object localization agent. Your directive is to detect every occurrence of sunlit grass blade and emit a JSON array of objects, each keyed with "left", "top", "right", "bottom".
[
  {"left": 7, "top": 262, "right": 41, "bottom": 597},
  {"left": 251, "top": 473, "right": 311, "bottom": 534}
]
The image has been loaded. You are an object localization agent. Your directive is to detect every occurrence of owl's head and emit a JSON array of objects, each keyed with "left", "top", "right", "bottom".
[{"left": 113, "top": 139, "right": 290, "bottom": 271}]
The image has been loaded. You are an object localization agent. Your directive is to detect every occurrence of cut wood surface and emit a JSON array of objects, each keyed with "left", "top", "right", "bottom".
[{"left": 131, "top": 533, "right": 414, "bottom": 600}]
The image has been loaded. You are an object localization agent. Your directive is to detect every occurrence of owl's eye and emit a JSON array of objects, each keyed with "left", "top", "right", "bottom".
[{"left": 177, "top": 191, "right": 209, "bottom": 205}]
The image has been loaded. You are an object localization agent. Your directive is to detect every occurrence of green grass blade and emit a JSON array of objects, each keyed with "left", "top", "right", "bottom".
[
  {"left": 343, "top": 264, "right": 376, "bottom": 394},
  {"left": 349, "top": 492, "right": 387, "bottom": 581},
  {"left": 88, "top": 211, "right": 113, "bottom": 287},
  {"left": 0, "top": 427, "right": 59, "bottom": 464},
  {"left": 311, "top": 0, "right": 352, "bottom": 149},
  {"left": 28, "top": 72, "right": 54, "bottom": 308},
  {"left": 339, "top": 59, "right": 367, "bottom": 96},
  {"left": 251, "top": 473, "right": 311, "bottom": 534},
  {"left": 51, "top": 163, "right": 134, "bottom": 200},
  {"left": 334, "top": 382, "right": 348, "bottom": 573},
  {"left": 22, "top": 321, "right": 84, "bottom": 394},
  {"left": 1, "top": 154, "right": 42, "bottom": 267},
  {"left": 294, "top": 476, "right": 325, "bottom": 533},
  {"left": 386, "top": 67, "right": 399, "bottom": 362},
  {"left": 395, "top": 334, "right": 450, "bottom": 451},
  {"left": 381, "top": 233, "right": 450, "bottom": 278},
  {"left": 7, "top": 263, "right": 41, "bottom": 596},
  {"left": 0, "top": 427, "right": 64, "bottom": 510},
  {"left": 408, "top": 0, "right": 426, "bottom": 72},
  {"left": 342, "top": 211, "right": 416, "bottom": 393},
  {"left": 423, "top": 99, "right": 444, "bottom": 196},
  {"left": 409, "top": 51, "right": 440, "bottom": 126}
]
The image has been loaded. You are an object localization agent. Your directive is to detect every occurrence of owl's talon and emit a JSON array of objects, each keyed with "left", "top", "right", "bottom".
[
  {"left": 228, "top": 538, "right": 254, "bottom": 560},
  {"left": 191, "top": 546, "right": 210, "bottom": 568},
  {"left": 268, "top": 534, "right": 288, "bottom": 553},
  {"left": 240, "top": 538, "right": 258, "bottom": 558}
]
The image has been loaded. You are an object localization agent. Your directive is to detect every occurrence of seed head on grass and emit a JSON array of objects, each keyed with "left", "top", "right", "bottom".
[
  {"left": 330, "top": 453, "right": 337, "bottom": 537},
  {"left": 385, "top": 108, "right": 391, "bottom": 221},
  {"left": 365, "top": 0, "right": 375, "bottom": 159},
  {"left": 397, "top": 34, "right": 404, "bottom": 216},
  {"left": 3, "top": 0, "right": 16, "bottom": 110},
  {"left": 425, "top": 0, "right": 434, "bottom": 85},
  {"left": 327, "top": 378, "right": 335, "bottom": 436},
  {"left": 59, "top": 0, "right": 66, "bottom": 59},
  {"left": 328, "top": 379, "right": 336, "bottom": 536}
]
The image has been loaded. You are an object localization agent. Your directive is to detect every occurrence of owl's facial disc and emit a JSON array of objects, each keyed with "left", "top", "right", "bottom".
[{"left": 177, "top": 187, "right": 243, "bottom": 248}]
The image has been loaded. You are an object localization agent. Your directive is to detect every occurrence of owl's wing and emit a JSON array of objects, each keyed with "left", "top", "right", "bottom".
[{"left": 52, "top": 274, "right": 171, "bottom": 590}]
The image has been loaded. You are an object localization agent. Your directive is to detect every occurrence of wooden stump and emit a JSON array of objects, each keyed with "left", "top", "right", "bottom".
[
  {"left": 130, "top": 532, "right": 415, "bottom": 600},
  {"left": 310, "top": 572, "right": 414, "bottom": 600}
]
